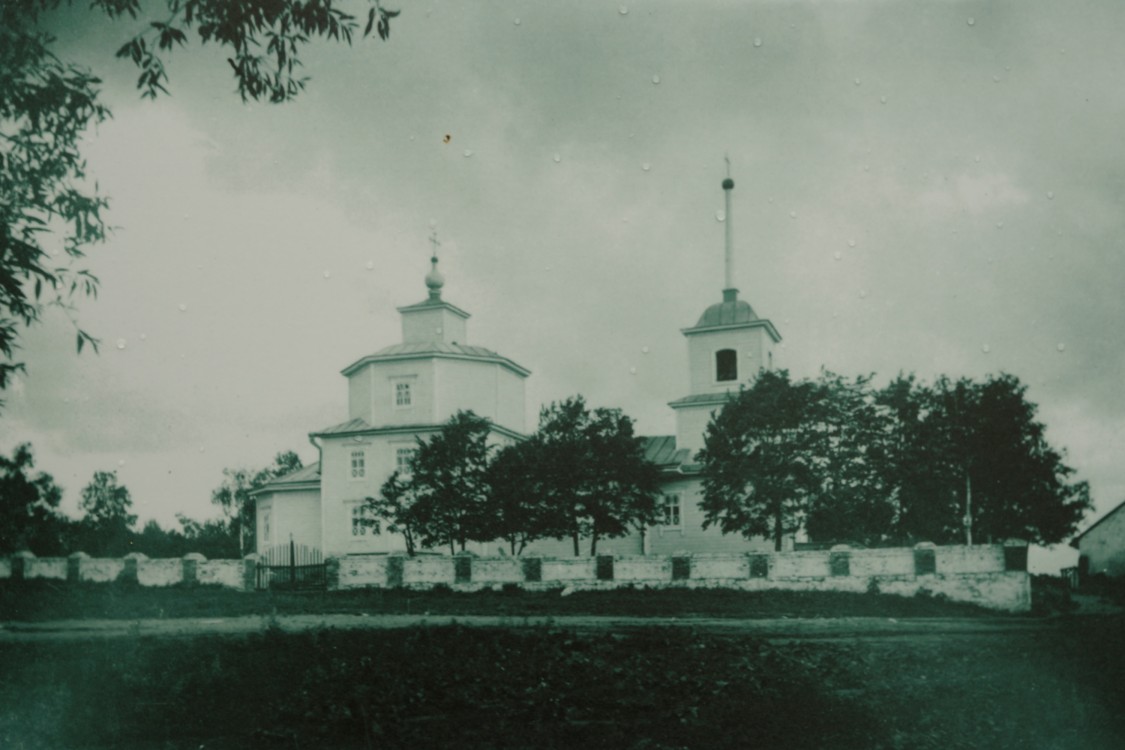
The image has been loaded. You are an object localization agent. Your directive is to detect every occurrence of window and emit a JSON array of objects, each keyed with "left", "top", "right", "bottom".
[
  {"left": 351, "top": 504, "right": 377, "bottom": 537},
  {"left": 661, "top": 493, "right": 683, "bottom": 528},
  {"left": 394, "top": 380, "right": 412, "bottom": 408},
  {"left": 716, "top": 348, "right": 738, "bottom": 382},
  {"left": 262, "top": 511, "right": 271, "bottom": 543},
  {"left": 350, "top": 450, "right": 366, "bottom": 479},
  {"left": 396, "top": 447, "right": 418, "bottom": 475}
]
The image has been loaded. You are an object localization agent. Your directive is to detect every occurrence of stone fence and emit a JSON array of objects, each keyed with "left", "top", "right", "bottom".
[
  {"left": 0, "top": 551, "right": 256, "bottom": 590},
  {"left": 332, "top": 541, "right": 1031, "bottom": 612},
  {"left": 0, "top": 542, "right": 1031, "bottom": 612}
]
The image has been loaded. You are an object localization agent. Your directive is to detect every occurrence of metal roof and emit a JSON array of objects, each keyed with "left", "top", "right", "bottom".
[
  {"left": 667, "top": 392, "right": 738, "bottom": 409},
  {"left": 642, "top": 435, "right": 692, "bottom": 468},
  {"left": 1071, "top": 497, "right": 1125, "bottom": 547},
  {"left": 252, "top": 462, "right": 321, "bottom": 495},
  {"left": 341, "top": 342, "right": 531, "bottom": 378},
  {"left": 312, "top": 417, "right": 373, "bottom": 435},
  {"left": 692, "top": 298, "right": 759, "bottom": 328}
]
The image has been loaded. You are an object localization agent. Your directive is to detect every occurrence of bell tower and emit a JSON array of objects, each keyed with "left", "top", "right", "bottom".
[{"left": 668, "top": 167, "right": 781, "bottom": 454}]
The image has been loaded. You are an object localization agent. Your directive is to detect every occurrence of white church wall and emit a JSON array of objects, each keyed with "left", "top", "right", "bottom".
[
  {"left": 347, "top": 363, "right": 373, "bottom": 423},
  {"left": 673, "top": 404, "right": 719, "bottom": 455},
  {"left": 433, "top": 359, "right": 526, "bottom": 433},
  {"left": 685, "top": 327, "right": 771, "bottom": 395},
  {"left": 258, "top": 489, "right": 321, "bottom": 554},
  {"left": 649, "top": 477, "right": 777, "bottom": 556},
  {"left": 368, "top": 359, "right": 436, "bottom": 427}
]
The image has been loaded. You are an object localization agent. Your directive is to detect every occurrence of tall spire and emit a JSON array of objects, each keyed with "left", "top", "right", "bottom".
[
  {"left": 425, "top": 226, "right": 445, "bottom": 301},
  {"left": 722, "top": 156, "right": 737, "bottom": 303}
]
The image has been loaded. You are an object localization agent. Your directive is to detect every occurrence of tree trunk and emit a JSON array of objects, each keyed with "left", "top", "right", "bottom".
[
  {"left": 589, "top": 531, "right": 599, "bottom": 557},
  {"left": 572, "top": 531, "right": 580, "bottom": 557},
  {"left": 964, "top": 470, "right": 973, "bottom": 546},
  {"left": 773, "top": 502, "right": 783, "bottom": 552},
  {"left": 510, "top": 538, "right": 517, "bottom": 556}
]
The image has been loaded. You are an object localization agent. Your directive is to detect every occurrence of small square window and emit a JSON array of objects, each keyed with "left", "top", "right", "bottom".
[
  {"left": 394, "top": 381, "right": 412, "bottom": 407},
  {"left": 350, "top": 450, "right": 366, "bottom": 479},
  {"left": 395, "top": 447, "right": 417, "bottom": 475},
  {"left": 661, "top": 494, "right": 682, "bottom": 528},
  {"left": 351, "top": 504, "right": 377, "bottom": 537}
]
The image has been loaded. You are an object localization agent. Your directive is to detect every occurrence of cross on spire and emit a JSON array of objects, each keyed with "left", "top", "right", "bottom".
[{"left": 428, "top": 226, "right": 441, "bottom": 261}]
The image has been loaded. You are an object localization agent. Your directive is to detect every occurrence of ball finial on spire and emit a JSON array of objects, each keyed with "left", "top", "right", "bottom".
[{"left": 425, "top": 228, "right": 445, "bottom": 300}]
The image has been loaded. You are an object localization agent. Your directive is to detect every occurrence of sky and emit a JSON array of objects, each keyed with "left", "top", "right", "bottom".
[{"left": 4, "top": 1, "right": 1123, "bottom": 571}]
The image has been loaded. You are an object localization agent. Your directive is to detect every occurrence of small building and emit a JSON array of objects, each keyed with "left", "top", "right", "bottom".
[
  {"left": 255, "top": 174, "right": 787, "bottom": 558},
  {"left": 1071, "top": 499, "right": 1125, "bottom": 577}
]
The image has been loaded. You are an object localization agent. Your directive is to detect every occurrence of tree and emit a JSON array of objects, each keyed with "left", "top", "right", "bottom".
[
  {"left": 1, "top": 1, "right": 399, "bottom": 400},
  {"left": 803, "top": 371, "right": 898, "bottom": 548},
  {"left": 0, "top": 442, "right": 68, "bottom": 554},
  {"left": 211, "top": 449, "right": 302, "bottom": 555},
  {"left": 78, "top": 469, "right": 137, "bottom": 555},
  {"left": 531, "top": 396, "right": 661, "bottom": 556},
  {"left": 484, "top": 439, "right": 553, "bottom": 556},
  {"left": 406, "top": 411, "right": 493, "bottom": 554},
  {"left": 698, "top": 370, "right": 823, "bottom": 551},
  {"left": 368, "top": 470, "right": 417, "bottom": 555}
]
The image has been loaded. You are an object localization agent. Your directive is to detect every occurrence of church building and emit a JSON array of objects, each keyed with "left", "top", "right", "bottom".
[{"left": 255, "top": 175, "right": 785, "bottom": 558}]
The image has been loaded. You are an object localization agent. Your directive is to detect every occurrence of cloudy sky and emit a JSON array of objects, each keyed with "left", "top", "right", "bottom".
[{"left": 4, "top": 1, "right": 1122, "bottom": 568}]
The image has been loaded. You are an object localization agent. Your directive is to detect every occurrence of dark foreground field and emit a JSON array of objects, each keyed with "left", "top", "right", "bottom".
[
  {"left": 0, "top": 580, "right": 1006, "bottom": 621},
  {"left": 1, "top": 617, "right": 1123, "bottom": 750}
]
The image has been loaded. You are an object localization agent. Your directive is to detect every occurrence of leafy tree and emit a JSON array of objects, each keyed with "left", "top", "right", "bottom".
[
  {"left": 1, "top": 1, "right": 399, "bottom": 399},
  {"left": 0, "top": 442, "right": 68, "bottom": 554},
  {"left": 484, "top": 439, "right": 553, "bottom": 556},
  {"left": 532, "top": 396, "right": 661, "bottom": 557},
  {"left": 933, "top": 374, "right": 1090, "bottom": 545},
  {"left": 211, "top": 449, "right": 302, "bottom": 555},
  {"left": 368, "top": 470, "right": 417, "bottom": 555},
  {"left": 803, "top": 371, "right": 897, "bottom": 547},
  {"left": 698, "top": 370, "right": 824, "bottom": 551},
  {"left": 405, "top": 411, "right": 493, "bottom": 554},
  {"left": 77, "top": 469, "right": 136, "bottom": 555},
  {"left": 132, "top": 513, "right": 238, "bottom": 558}
]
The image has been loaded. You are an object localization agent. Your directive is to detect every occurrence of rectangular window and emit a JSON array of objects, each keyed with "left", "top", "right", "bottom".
[
  {"left": 396, "top": 447, "right": 418, "bottom": 475},
  {"left": 394, "top": 381, "right": 412, "bottom": 408},
  {"left": 350, "top": 450, "right": 366, "bottom": 480},
  {"left": 351, "top": 504, "right": 377, "bottom": 537},
  {"left": 661, "top": 493, "right": 682, "bottom": 528},
  {"left": 262, "top": 511, "right": 271, "bottom": 543}
]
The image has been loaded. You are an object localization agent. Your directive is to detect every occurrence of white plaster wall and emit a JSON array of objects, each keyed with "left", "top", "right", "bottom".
[
  {"left": 197, "top": 560, "right": 245, "bottom": 588},
  {"left": 137, "top": 559, "right": 183, "bottom": 587},
  {"left": 473, "top": 558, "right": 523, "bottom": 583},
  {"left": 433, "top": 359, "right": 505, "bottom": 427},
  {"left": 615, "top": 555, "right": 672, "bottom": 582},
  {"left": 1078, "top": 507, "right": 1125, "bottom": 576},
  {"left": 937, "top": 545, "right": 1005, "bottom": 574},
  {"left": 849, "top": 549, "right": 915, "bottom": 577},
  {"left": 79, "top": 558, "right": 126, "bottom": 583},
  {"left": 403, "top": 556, "right": 454, "bottom": 585},
  {"left": 336, "top": 555, "right": 390, "bottom": 589},
  {"left": 542, "top": 557, "right": 597, "bottom": 582},
  {"left": 270, "top": 489, "right": 322, "bottom": 553},
  {"left": 27, "top": 558, "right": 66, "bottom": 580},
  {"left": 689, "top": 553, "right": 750, "bottom": 580}
]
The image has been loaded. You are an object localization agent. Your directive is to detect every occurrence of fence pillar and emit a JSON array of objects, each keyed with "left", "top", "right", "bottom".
[
  {"left": 748, "top": 553, "right": 769, "bottom": 579},
  {"left": 454, "top": 554, "right": 473, "bottom": 584},
  {"left": 913, "top": 542, "right": 936, "bottom": 576},
  {"left": 672, "top": 556, "right": 691, "bottom": 581},
  {"left": 386, "top": 554, "right": 405, "bottom": 588},
  {"left": 12, "top": 550, "right": 36, "bottom": 581},
  {"left": 67, "top": 551, "right": 90, "bottom": 583},
  {"left": 829, "top": 545, "right": 851, "bottom": 577},
  {"left": 122, "top": 552, "right": 147, "bottom": 584},
  {"left": 1003, "top": 540, "right": 1029, "bottom": 572},
  {"left": 521, "top": 556, "right": 542, "bottom": 583},
  {"left": 596, "top": 555, "right": 615, "bottom": 582},
  {"left": 322, "top": 556, "right": 340, "bottom": 591},
  {"left": 182, "top": 552, "right": 206, "bottom": 587},
  {"left": 242, "top": 554, "right": 261, "bottom": 591}
]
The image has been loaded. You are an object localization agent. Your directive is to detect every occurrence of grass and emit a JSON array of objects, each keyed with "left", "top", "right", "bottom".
[
  {"left": 0, "top": 579, "right": 1003, "bottom": 622},
  {"left": 1, "top": 618, "right": 1123, "bottom": 749}
]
